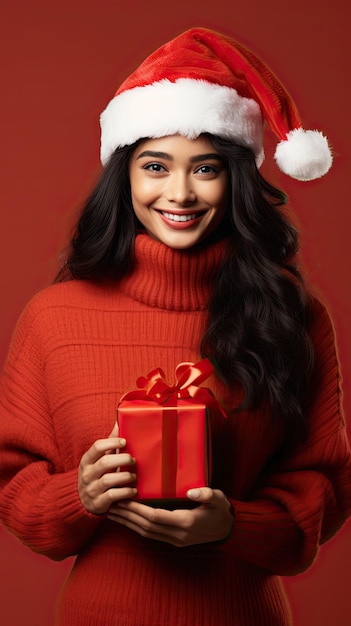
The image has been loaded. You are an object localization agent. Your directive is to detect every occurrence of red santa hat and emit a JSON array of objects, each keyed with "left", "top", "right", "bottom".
[{"left": 100, "top": 27, "right": 332, "bottom": 181}]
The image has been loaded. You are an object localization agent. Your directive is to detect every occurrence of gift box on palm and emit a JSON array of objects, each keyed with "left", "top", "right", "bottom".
[{"left": 117, "top": 359, "right": 220, "bottom": 505}]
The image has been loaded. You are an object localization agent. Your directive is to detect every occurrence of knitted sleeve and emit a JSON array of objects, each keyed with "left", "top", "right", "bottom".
[
  {"left": 225, "top": 299, "right": 351, "bottom": 575},
  {"left": 0, "top": 296, "right": 102, "bottom": 561}
]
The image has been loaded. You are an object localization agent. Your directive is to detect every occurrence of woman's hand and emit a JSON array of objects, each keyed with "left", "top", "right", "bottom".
[
  {"left": 78, "top": 423, "right": 137, "bottom": 515},
  {"left": 107, "top": 488, "right": 233, "bottom": 547}
]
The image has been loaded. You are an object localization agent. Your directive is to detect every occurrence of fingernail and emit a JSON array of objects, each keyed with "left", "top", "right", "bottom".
[
  {"left": 119, "top": 438, "right": 126, "bottom": 446},
  {"left": 188, "top": 489, "right": 200, "bottom": 499}
]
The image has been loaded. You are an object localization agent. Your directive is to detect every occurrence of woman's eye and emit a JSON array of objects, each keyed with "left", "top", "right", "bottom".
[
  {"left": 196, "top": 165, "right": 218, "bottom": 175},
  {"left": 144, "top": 163, "right": 166, "bottom": 172}
]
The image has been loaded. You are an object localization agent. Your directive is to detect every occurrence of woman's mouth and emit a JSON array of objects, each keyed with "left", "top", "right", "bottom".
[
  {"left": 156, "top": 209, "right": 206, "bottom": 229},
  {"left": 161, "top": 211, "right": 198, "bottom": 222}
]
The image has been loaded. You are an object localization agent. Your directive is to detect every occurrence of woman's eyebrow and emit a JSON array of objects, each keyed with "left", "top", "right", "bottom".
[
  {"left": 136, "top": 151, "right": 224, "bottom": 162},
  {"left": 136, "top": 150, "right": 173, "bottom": 160},
  {"left": 190, "top": 153, "right": 224, "bottom": 163}
]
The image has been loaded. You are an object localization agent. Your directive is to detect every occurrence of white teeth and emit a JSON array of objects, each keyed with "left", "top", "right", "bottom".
[{"left": 161, "top": 211, "right": 198, "bottom": 222}]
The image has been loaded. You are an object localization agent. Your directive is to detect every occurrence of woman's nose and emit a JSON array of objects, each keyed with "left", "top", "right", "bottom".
[{"left": 165, "top": 172, "right": 196, "bottom": 204}]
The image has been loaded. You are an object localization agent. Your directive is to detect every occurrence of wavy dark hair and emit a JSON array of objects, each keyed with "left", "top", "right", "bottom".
[{"left": 56, "top": 134, "right": 315, "bottom": 427}]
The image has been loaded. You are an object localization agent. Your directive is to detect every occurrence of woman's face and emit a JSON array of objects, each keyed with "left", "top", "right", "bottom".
[{"left": 129, "top": 134, "right": 228, "bottom": 249}]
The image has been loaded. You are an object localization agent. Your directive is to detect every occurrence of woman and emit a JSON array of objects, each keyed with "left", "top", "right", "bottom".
[{"left": 0, "top": 27, "right": 350, "bottom": 626}]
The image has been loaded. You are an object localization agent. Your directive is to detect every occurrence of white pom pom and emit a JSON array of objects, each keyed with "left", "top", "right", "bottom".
[{"left": 274, "top": 128, "right": 333, "bottom": 181}]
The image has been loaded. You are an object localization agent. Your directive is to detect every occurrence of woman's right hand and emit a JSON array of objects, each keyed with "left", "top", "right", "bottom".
[{"left": 78, "top": 422, "right": 137, "bottom": 515}]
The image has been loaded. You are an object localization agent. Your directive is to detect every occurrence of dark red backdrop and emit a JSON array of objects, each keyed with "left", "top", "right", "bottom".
[{"left": 1, "top": 1, "right": 350, "bottom": 624}]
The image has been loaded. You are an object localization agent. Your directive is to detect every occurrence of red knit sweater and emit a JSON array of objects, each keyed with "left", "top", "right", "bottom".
[{"left": 0, "top": 234, "right": 350, "bottom": 626}]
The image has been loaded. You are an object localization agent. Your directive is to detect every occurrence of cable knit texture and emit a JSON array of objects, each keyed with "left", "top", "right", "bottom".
[{"left": 0, "top": 233, "right": 351, "bottom": 626}]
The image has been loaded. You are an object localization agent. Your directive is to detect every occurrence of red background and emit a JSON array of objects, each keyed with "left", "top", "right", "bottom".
[{"left": 1, "top": 1, "right": 350, "bottom": 624}]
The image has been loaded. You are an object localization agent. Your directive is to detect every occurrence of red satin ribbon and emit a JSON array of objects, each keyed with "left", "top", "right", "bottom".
[{"left": 121, "top": 358, "right": 218, "bottom": 407}]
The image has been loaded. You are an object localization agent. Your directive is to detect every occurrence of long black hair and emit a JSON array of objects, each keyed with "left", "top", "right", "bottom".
[{"left": 56, "top": 134, "right": 315, "bottom": 426}]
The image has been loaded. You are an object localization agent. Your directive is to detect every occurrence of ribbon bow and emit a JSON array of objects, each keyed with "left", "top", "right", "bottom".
[{"left": 120, "top": 358, "right": 218, "bottom": 408}]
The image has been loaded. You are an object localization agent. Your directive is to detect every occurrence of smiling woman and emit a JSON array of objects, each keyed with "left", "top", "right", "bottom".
[
  {"left": 0, "top": 26, "right": 350, "bottom": 626},
  {"left": 129, "top": 135, "right": 228, "bottom": 248}
]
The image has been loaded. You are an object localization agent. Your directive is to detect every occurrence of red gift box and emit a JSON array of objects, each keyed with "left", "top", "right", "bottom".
[{"left": 117, "top": 359, "right": 222, "bottom": 507}]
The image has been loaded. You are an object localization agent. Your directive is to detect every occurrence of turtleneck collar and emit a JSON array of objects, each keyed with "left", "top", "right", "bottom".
[{"left": 119, "top": 234, "right": 229, "bottom": 311}]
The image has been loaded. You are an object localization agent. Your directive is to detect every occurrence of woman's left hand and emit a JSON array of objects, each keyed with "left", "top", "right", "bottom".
[{"left": 107, "top": 488, "right": 233, "bottom": 547}]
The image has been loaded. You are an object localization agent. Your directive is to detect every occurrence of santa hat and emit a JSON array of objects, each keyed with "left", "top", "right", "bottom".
[{"left": 100, "top": 28, "right": 332, "bottom": 181}]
